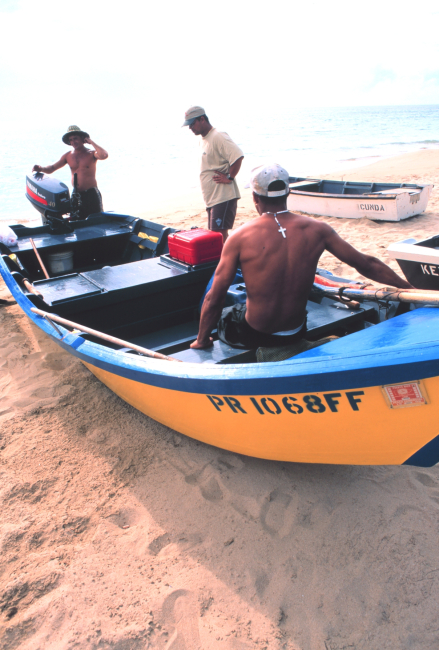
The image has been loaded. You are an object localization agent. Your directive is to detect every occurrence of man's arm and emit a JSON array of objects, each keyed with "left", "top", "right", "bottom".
[
  {"left": 324, "top": 226, "right": 413, "bottom": 289},
  {"left": 190, "top": 236, "right": 241, "bottom": 349},
  {"left": 32, "top": 154, "right": 68, "bottom": 174},
  {"left": 212, "top": 156, "right": 244, "bottom": 184},
  {"left": 84, "top": 137, "right": 109, "bottom": 160}
]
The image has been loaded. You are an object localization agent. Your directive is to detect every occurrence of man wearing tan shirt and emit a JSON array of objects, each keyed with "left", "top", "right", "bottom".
[{"left": 183, "top": 106, "right": 244, "bottom": 242}]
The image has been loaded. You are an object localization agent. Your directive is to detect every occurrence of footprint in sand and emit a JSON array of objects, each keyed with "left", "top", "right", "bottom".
[
  {"left": 414, "top": 471, "right": 437, "bottom": 488},
  {"left": 260, "top": 488, "right": 296, "bottom": 538},
  {"left": 413, "top": 471, "right": 439, "bottom": 506},
  {"left": 161, "top": 589, "right": 201, "bottom": 650},
  {"left": 254, "top": 571, "right": 269, "bottom": 597},
  {"left": 185, "top": 464, "right": 224, "bottom": 503},
  {"left": 148, "top": 533, "right": 171, "bottom": 556}
]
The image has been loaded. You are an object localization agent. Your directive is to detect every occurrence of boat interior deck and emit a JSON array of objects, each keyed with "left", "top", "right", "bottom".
[
  {"left": 288, "top": 177, "right": 423, "bottom": 196},
  {"left": 1, "top": 213, "right": 383, "bottom": 365}
]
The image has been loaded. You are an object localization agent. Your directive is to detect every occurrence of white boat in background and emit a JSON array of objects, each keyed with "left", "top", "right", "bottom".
[{"left": 287, "top": 177, "right": 433, "bottom": 222}]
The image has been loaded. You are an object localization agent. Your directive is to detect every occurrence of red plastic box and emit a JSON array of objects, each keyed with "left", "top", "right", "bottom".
[{"left": 167, "top": 228, "right": 223, "bottom": 265}]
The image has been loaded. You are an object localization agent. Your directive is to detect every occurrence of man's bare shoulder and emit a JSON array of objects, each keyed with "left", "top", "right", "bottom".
[
  {"left": 228, "top": 219, "right": 258, "bottom": 239},
  {"left": 291, "top": 212, "right": 335, "bottom": 235}
]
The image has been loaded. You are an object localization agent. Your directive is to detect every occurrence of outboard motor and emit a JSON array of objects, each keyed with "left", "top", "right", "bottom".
[{"left": 25, "top": 173, "right": 74, "bottom": 232}]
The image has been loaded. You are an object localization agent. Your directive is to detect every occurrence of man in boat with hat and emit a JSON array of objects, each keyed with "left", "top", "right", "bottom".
[
  {"left": 32, "top": 126, "right": 108, "bottom": 220},
  {"left": 183, "top": 106, "right": 244, "bottom": 243},
  {"left": 191, "top": 163, "right": 413, "bottom": 350}
]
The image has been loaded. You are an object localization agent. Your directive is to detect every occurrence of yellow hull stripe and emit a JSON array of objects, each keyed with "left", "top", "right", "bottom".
[{"left": 83, "top": 362, "right": 439, "bottom": 465}]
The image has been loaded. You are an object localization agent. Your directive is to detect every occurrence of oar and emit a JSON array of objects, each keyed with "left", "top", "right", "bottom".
[
  {"left": 29, "top": 238, "right": 50, "bottom": 279},
  {"left": 314, "top": 274, "right": 439, "bottom": 297},
  {"left": 313, "top": 283, "right": 439, "bottom": 305},
  {"left": 22, "top": 278, "right": 44, "bottom": 298},
  {"left": 30, "top": 308, "right": 182, "bottom": 362}
]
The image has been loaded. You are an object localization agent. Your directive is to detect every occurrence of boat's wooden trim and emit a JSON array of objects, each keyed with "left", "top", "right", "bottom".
[{"left": 30, "top": 307, "right": 181, "bottom": 362}]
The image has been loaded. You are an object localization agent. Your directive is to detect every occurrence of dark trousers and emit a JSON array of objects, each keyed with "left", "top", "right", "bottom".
[
  {"left": 75, "top": 187, "right": 103, "bottom": 220},
  {"left": 217, "top": 303, "right": 307, "bottom": 349}
]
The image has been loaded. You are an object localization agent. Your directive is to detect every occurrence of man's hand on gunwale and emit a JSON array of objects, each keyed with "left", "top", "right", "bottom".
[{"left": 190, "top": 337, "right": 214, "bottom": 349}]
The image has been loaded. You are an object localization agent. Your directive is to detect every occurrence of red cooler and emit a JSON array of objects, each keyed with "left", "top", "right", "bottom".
[{"left": 167, "top": 228, "right": 223, "bottom": 265}]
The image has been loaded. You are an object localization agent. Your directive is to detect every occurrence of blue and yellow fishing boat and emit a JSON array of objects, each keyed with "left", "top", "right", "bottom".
[{"left": 2, "top": 174, "right": 439, "bottom": 467}]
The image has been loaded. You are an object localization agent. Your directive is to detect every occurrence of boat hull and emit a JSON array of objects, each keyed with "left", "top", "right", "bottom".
[
  {"left": 387, "top": 235, "right": 439, "bottom": 290},
  {"left": 287, "top": 184, "right": 432, "bottom": 221},
  {"left": 83, "top": 360, "right": 439, "bottom": 466},
  {"left": 29, "top": 297, "right": 439, "bottom": 468}
]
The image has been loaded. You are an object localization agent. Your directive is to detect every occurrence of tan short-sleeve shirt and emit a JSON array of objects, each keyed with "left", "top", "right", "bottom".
[{"left": 200, "top": 128, "right": 244, "bottom": 208}]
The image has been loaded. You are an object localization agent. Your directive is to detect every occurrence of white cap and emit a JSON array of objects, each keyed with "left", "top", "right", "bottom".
[{"left": 250, "top": 163, "right": 290, "bottom": 197}]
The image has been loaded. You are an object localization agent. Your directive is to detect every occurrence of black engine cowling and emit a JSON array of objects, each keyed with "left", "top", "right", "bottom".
[
  {"left": 25, "top": 173, "right": 75, "bottom": 233},
  {"left": 26, "top": 173, "right": 71, "bottom": 222}
]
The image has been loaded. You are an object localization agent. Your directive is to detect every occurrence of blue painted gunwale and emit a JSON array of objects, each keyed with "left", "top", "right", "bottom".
[{"left": 3, "top": 257, "right": 439, "bottom": 398}]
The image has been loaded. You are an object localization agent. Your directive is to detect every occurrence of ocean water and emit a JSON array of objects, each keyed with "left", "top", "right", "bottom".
[{"left": 1, "top": 105, "right": 437, "bottom": 225}]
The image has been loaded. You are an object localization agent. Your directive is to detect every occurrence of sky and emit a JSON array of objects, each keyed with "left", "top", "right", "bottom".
[{"left": 0, "top": 0, "right": 438, "bottom": 134}]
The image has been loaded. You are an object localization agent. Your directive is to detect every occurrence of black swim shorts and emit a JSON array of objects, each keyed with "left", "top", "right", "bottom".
[
  {"left": 75, "top": 187, "right": 103, "bottom": 220},
  {"left": 217, "top": 303, "right": 307, "bottom": 349}
]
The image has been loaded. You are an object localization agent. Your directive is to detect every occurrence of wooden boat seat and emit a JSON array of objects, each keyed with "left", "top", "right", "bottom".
[
  {"left": 342, "top": 182, "right": 374, "bottom": 194},
  {"left": 172, "top": 341, "right": 256, "bottom": 364},
  {"left": 126, "top": 297, "right": 376, "bottom": 365},
  {"left": 289, "top": 180, "right": 321, "bottom": 191},
  {"left": 371, "top": 188, "right": 421, "bottom": 196},
  {"left": 129, "top": 321, "right": 256, "bottom": 364}
]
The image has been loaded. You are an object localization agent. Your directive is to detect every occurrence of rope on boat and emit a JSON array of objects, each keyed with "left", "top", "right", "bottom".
[{"left": 30, "top": 308, "right": 182, "bottom": 362}]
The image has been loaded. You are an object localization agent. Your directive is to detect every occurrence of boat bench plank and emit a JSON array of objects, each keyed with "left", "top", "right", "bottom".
[
  {"left": 306, "top": 299, "right": 376, "bottom": 337},
  {"left": 126, "top": 299, "right": 376, "bottom": 365},
  {"left": 172, "top": 341, "right": 256, "bottom": 364},
  {"left": 130, "top": 321, "right": 252, "bottom": 363},
  {"left": 289, "top": 180, "right": 320, "bottom": 190},
  {"left": 169, "top": 299, "right": 375, "bottom": 364}
]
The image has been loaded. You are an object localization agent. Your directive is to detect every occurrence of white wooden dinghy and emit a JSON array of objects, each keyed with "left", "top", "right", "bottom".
[{"left": 287, "top": 178, "right": 433, "bottom": 221}]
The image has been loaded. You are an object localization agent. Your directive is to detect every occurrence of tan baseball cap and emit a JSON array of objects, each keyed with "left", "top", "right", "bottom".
[
  {"left": 182, "top": 106, "right": 205, "bottom": 127},
  {"left": 250, "top": 164, "right": 290, "bottom": 197}
]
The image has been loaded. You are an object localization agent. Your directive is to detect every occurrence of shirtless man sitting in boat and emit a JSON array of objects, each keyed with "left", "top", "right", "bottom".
[
  {"left": 32, "top": 125, "right": 108, "bottom": 220},
  {"left": 190, "top": 163, "right": 413, "bottom": 350}
]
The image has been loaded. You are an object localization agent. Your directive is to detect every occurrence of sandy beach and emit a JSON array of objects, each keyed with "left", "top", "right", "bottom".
[{"left": 1, "top": 148, "right": 439, "bottom": 650}]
